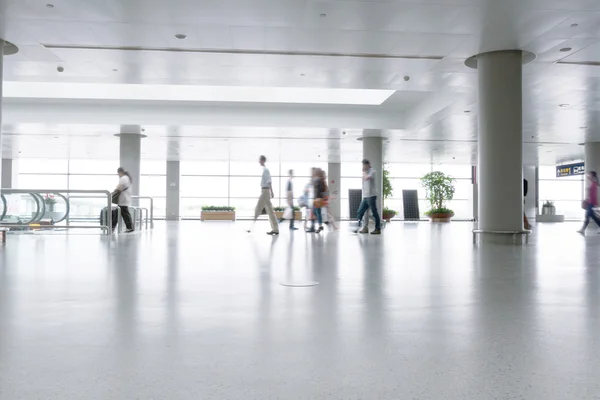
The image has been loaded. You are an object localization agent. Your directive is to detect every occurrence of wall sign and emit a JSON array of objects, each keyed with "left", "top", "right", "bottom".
[{"left": 556, "top": 162, "right": 585, "bottom": 177}]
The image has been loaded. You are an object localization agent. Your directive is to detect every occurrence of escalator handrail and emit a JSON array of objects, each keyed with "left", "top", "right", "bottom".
[{"left": 0, "top": 193, "right": 6, "bottom": 222}]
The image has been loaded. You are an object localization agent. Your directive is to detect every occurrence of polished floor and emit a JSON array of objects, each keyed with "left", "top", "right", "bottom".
[{"left": 1, "top": 221, "right": 600, "bottom": 399}]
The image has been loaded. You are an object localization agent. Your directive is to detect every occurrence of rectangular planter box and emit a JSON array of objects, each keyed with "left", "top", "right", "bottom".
[
  {"left": 536, "top": 214, "right": 564, "bottom": 223},
  {"left": 275, "top": 211, "right": 303, "bottom": 220},
  {"left": 201, "top": 211, "right": 236, "bottom": 221}
]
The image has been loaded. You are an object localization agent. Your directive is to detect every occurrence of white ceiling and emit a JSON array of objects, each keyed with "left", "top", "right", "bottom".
[{"left": 1, "top": 0, "right": 600, "bottom": 165}]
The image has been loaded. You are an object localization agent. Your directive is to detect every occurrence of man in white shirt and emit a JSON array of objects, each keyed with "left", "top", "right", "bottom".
[
  {"left": 248, "top": 155, "right": 279, "bottom": 235},
  {"left": 354, "top": 159, "right": 382, "bottom": 234}
]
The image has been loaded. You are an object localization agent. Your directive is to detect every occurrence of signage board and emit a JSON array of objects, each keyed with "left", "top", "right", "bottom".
[{"left": 556, "top": 162, "right": 585, "bottom": 177}]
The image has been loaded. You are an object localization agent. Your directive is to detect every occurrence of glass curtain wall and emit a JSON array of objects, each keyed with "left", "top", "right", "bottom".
[
  {"left": 15, "top": 159, "right": 475, "bottom": 221},
  {"left": 340, "top": 162, "right": 473, "bottom": 220},
  {"left": 15, "top": 159, "right": 167, "bottom": 219},
  {"left": 180, "top": 161, "right": 327, "bottom": 219},
  {"left": 538, "top": 166, "right": 584, "bottom": 220}
]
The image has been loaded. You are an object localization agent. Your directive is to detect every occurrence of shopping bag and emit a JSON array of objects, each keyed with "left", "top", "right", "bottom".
[{"left": 283, "top": 207, "right": 293, "bottom": 220}]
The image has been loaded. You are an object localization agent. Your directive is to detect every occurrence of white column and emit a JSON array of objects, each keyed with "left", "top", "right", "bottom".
[
  {"left": 477, "top": 50, "right": 524, "bottom": 236},
  {"left": 0, "top": 45, "right": 4, "bottom": 190},
  {"left": 585, "top": 142, "right": 600, "bottom": 177},
  {"left": 1, "top": 159, "right": 14, "bottom": 188},
  {"left": 363, "top": 136, "right": 384, "bottom": 213},
  {"left": 118, "top": 127, "right": 143, "bottom": 199},
  {"left": 523, "top": 166, "right": 536, "bottom": 220},
  {"left": 328, "top": 162, "right": 341, "bottom": 220},
  {"left": 166, "top": 161, "right": 180, "bottom": 220}
]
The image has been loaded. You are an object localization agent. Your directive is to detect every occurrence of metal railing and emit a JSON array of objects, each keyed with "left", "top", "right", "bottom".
[
  {"left": 0, "top": 189, "right": 113, "bottom": 234},
  {"left": 67, "top": 195, "right": 153, "bottom": 231},
  {"left": 133, "top": 196, "right": 154, "bottom": 228}
]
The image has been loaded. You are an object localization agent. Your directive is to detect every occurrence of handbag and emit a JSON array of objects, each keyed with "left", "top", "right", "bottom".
[
  {"left": 582, "top": 200, "right": 589, "bottom": 210},
  {"left": 111, "top": 190, "right": 120, "bottom": 204},
  {"left": 112, "top": 186, "right": 128, "bottom": 205}
]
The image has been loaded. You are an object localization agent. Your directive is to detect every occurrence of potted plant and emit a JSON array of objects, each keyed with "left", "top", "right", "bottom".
[
  {"left": 381, "top": 167, "right": 397, "bottom": 222},
  {"left": 382, "top": 207, "right": 397, "bottom": 222},
  {"left": 542, "top": 201, "right": 555, "bottom": 215},
  {"left": 421, "top": 171, "right": 456, "bottom": 222},
  {"left": 43, "top": 194, "right": 57, "bottom": 212},
  {"left": 200, "top": 206, "right": 236, "bottom": 221},
  {"left": 274, "top": 206, "right": 302, "bottom": 220}
]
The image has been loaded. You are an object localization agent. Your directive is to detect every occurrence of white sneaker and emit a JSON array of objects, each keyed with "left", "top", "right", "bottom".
[
  {"left": 359, "top": 227, "right": 369, "bottom": 234},
  {"left": 577, "top": 229, "right": 585, "bottom": 235}
]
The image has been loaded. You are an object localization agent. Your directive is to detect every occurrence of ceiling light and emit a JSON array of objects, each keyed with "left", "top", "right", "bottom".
[
  {"left": 559, "top": 47, "right": 572, "bottom": 52},
  {"left": 175, "top": 34, "right": 187, "bottom": 40},
  {"left": 464, "top": 110, "right": 471, "bottom": 114},
  {"left": 570, "top": 23, "right": 579, "bottom": 27},
  {"left": 559, "top": 104, "right": 570, "bottom": 108},
  {"left": 3, "top": 82, "right": 396, "bottom": 105},
  {"left": 320, "top": 13, "right": 327, "bottom": 17},
  {"left": 580, "top": 126, "right": 587, "bottom": 129},
  {"left": 300, "top": 73, "right": 306, "bottom": 76},
  {"left": 112, "top": 68, "right": 118, "bottom": 72},
  {"left": 46, "top": 3, "right": 54, "bottom": 8}
]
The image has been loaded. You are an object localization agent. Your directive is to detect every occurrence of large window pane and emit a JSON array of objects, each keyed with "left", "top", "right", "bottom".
[
  {"left": 141, "top": 160, "right": 166, "bottom": 175},
  {"left": 180, "top": 176, "right": 228, "bottom": 197},
  {"left": 181, "top": 198, "right": 229, "bottom": 218},
  {"left": 230, "top": 177, "right": 280, "bottom": 199},
  {"left": 69, "top": 160, "right": 118, "bottom": 174},
  {"left": 230, "top": 161, "right": 278, "bottom": 176},
  {"left": 281, "top": 162, "right": 327, "bottom": 178},
  {"left": 69, "top": 175, "right": 116, "bottom": 191},
  {"left": 139, "top": 175, "right": 167, "bottom": 197},
  {"left": 18, "top": 174, "right": 68, "bottom": 190},
  {"left": 17, "top": 159, "right": 69, "bottom": 174},
  {"left": 181, "top": 161, "right": 228, "bottom": 175},
  {"left": 386, "top": 163, "right": 432, "bottom": 178}
]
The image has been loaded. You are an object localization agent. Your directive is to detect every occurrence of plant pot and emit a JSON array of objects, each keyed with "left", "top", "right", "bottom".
[
  {"left": 201, "top": 211, "right": 236, "bottom": 221},
  {"left": 428, "top": 213, "right": 454, "bottom": 223},
  {"left": 382, "top": 212, "right": 396, "bottom": 222},
  {"left": 542, "top": 205, "right": 556, "bottom": 215},
  {"left": 275, "top": 211, "right": 303, "bottom": 220}
]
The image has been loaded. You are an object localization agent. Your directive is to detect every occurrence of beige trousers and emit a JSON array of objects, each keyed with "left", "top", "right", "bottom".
[{"left": 254, "top": 189, "right": 279, "bottom": 232}]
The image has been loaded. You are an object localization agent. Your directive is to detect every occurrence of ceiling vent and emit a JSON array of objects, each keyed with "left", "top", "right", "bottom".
[{"left": 41, "top": 44, "right": 444, "bottom": 61}]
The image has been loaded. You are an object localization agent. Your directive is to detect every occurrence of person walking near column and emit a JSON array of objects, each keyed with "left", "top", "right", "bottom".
[
  {"left": 354, "top": 159, "right": 381, "bottom": 235},
  {"left": 280, "top": 169, "right": 298, "bottom": 231},
  {"left": 248, "top": 155, "right": 279, "bottom": 235},
  {"left": 113, "top": 167, "right": 134, "bottom": 233},
  {"left": 308, "top": 168, "right": 327, "bottom": 233},
  {"left": 578, "top": 171, "right": 600, "bottom": 235}
]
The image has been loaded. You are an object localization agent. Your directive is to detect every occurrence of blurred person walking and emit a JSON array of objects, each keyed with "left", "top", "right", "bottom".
[
  {"left": 248, "top": 155, "right": 279, "bottom": 236},
  {"left": 578, "top": 171, "right": 600, "bottom": 235},
  {"left": 354, "top": 159, "right": 381, "bottom": 235},
  {"left": 307, "top": 168, "right": 328, "bottom": 233},
  {"left": 112, "top": 167, "right": 134, "bottom": 233},
  {"left": 279, "top": 169, "right": 298, "bottom": 230}
]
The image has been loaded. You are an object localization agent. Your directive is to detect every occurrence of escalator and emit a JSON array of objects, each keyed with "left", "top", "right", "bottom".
[{"left": 0, "top": 191, "right": 70, "bottom": 229}]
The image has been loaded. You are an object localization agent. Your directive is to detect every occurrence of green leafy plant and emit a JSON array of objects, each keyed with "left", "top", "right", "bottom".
[
  {"left": 424, "top": 207, "right": 454, "bottom": 217},
  {"left": 201, "top": 206, "right": 235, "bottom": 212},
  {"left": 274, "top": 206, "right": 300, "bottom": 212},
  {"left": 382, "top": 167, "right": 393, "bottom": 200},
  {"left": 421, "top": 171, "right": 456, "bottom": 215},
  {"left": 43, "top": 194, "right": 57, "bottom": 206},
  {"left": 543, "top": 200, "right": 554, "bottom": 208},
  {"left": 382, "top": 207, "right": 397, "bottom": 215}
]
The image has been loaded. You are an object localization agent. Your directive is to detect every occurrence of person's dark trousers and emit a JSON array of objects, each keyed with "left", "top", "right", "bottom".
[
  {"left": 356, "top": 196, "right": 381, "bottom": 230},
  {"left": 113, "top": 206, "right": 134, "bottom": 231},
  {"left": 582, "top": 203, "right": 600, "bottom": 230},
  {"left": 290, "top": 202, "right": 295, "bottom": 228}
]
